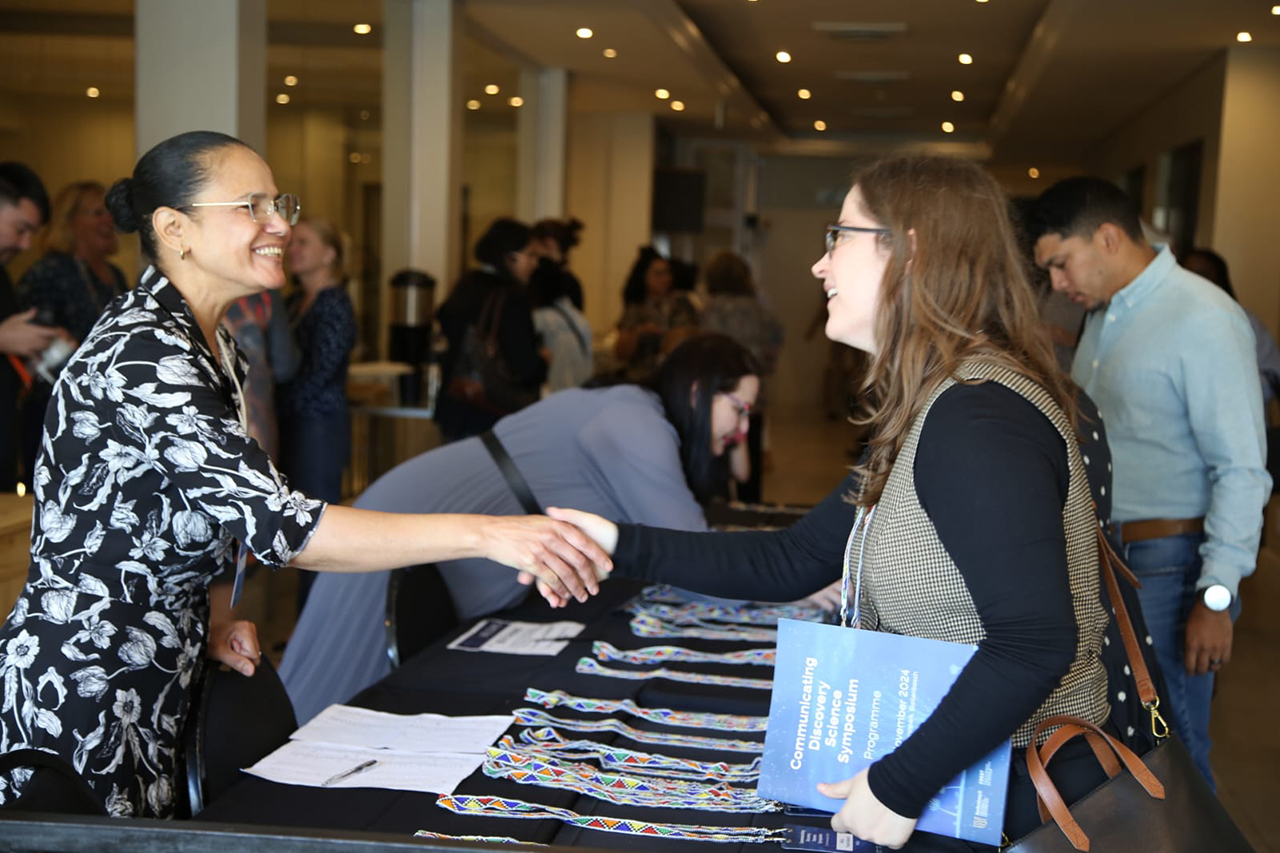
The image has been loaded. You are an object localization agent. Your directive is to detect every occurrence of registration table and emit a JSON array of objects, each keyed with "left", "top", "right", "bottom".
[{"left": 196, "top": 579, "right": 828, "bottom": 850}]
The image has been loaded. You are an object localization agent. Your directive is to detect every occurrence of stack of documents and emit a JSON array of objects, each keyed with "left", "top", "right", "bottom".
[{"left": 245, "top": 705, "right": 513, "bottom": 794}]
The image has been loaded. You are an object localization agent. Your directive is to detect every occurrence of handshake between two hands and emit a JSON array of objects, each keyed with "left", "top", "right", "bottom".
[{"left": 503, "top": 507, "right": 618, "bottom": 609}]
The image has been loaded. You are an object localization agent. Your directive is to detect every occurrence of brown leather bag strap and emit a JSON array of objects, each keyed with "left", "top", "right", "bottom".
[
  {"left": 1034, "top": 724, "right": 1121, "bottom": 825},
  {"left": 1093, "top": 522, "right": 1158, "bottom": 706}
]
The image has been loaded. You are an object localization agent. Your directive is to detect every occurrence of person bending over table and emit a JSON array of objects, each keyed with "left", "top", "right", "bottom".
[
  {"left": 0, "top": 131, "right": 609, "bottom": 819},
  {"left": 547, "top": 155, "right": 1115, "bottom": 851},
  {"left": 280, "top": 332, "right": 766, "bottom": 724}
]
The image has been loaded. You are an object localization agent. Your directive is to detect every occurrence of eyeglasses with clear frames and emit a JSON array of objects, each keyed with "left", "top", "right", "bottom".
[
  {"left": 721, "top": 392, "right": 753, "bottom": 419},
  {"left": 184, "top": 192, "right": 302, "bottom": 226},
  {"left": 824, "top": 223, "right": 891, "bottom": 255}
]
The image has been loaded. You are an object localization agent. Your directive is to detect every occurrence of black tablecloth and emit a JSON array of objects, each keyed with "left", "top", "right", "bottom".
[{"left": 195, "top": 579, "right": 827, "bottom": 850}]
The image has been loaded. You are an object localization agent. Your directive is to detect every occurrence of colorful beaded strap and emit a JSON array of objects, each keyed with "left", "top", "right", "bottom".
[
  {"left": 575, "top": 657, "right": 773, "bottom": 690},
  {"left": 436, "top": 795, "right": 790, "bottom": 844},
  {"left": 512, "top": 707, "right": 764, "bottom": 753},
  {"left": 592, "top": 640, "right": 775, "bottom": 667},
  {"left": 629, "top": 600, "right": 823, "bottom": 626},
  {"left": 482, "top": 747, "right": 780, "bottom": 813},
  {"left": 525, "top": 688, "right": 768, "bottom": 732},
  {"left": 413, "top": 830, "right": 545, "bottom": 846},
  {"left": 497, "top": 732, "right": 761, "bottom": 782},
  {"left": 630, "top": 611, "right": 778, "bottom": 642}
]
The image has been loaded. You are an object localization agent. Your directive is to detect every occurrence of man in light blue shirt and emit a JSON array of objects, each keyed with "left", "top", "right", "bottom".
[{"left": 1033, "top": 177, "right": 1270, "bottom": 786}]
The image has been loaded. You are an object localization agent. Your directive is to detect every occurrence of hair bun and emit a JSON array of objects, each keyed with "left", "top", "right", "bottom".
[{"left": 104, "top": 177, "right": 139, "bottom": 233}]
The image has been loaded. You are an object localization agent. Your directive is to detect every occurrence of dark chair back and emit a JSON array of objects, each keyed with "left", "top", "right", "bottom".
[
  {"left": 0, "top": 749, "right": 105, "bottom": 816},
  {"left": 182, "top": 656, "right": 297, "bottom": 816},
  {"left": 385, "top": 564, "right": 459, "bottom": 669}
]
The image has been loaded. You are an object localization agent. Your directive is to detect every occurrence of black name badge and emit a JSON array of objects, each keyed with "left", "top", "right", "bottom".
[{"left": 782, "top": 825, "right": 884, "bottom": 852}]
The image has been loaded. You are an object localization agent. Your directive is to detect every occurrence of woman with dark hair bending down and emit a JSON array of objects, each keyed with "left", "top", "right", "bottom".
[
  {"left": 0, "top": 132, "right": 609, "bottom": 817},
  {"left": 280, "top": 332, "right": 761, "bottom": 723},
  {"left": 551, "top": 156, "right": 1116, "bottom": 850}
]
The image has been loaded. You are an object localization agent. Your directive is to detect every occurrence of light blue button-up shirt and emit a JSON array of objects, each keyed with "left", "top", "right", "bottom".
[{"left": 1072, "top": 246, "right": 1270, "bottom": 598}]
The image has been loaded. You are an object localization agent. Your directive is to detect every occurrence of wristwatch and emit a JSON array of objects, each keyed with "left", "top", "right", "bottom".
[{"left": 1200, "top": 584, "right": 1232, "bottom": 612}]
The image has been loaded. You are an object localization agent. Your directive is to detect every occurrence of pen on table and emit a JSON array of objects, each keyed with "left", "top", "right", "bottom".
[{"left": 321, "top": 759, "right": 379, "bottom": 787}]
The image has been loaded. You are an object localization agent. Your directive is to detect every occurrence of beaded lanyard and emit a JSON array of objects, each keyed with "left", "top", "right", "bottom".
[
  {"left": 413, "top": 830, "right": 545, "bottom": 846},
  {"left": 436, "top": 795, "right": 790, "bottom": 844},
  {"left": 482, "top": 747, "right": 781, "bottom": 813},
  {"left": 838, "top": 505, "right": 877, "bottom": 629},
  {"left": 576, "top": 657, "right": 773, "bottom": 690},
  {"left": 630, "top": 611, "right": 778, "bottom": 642},
  {"left": 592, "top": 640, "right": 775, "bottom": 667},
  {"left": 630, "top": 600, "right": 823, "bottom": 626},
  {"left": 525, "top": 687, "right": 768, "bottom": 731},
  {"left": 498, "top": 732, "right": 762, "bottom": 782},
  {"left": 512, "top": 707, "right": 764, "bottom": 753}
]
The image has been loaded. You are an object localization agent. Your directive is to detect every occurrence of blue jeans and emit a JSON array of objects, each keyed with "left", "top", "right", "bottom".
[{"left": 1122, "top": 532, "right": 1229, "bottom": 788}]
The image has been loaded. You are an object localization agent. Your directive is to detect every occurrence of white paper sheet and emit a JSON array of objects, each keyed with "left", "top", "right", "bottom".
[
  {"left": 292, "top": 705, "right": 513, "bottom": 753},
  {"left": 446, "top": 618, "right": 586, "bottom": 655},
  {"left": 244, "top": 741, "right": 482, "bottom": 793}
]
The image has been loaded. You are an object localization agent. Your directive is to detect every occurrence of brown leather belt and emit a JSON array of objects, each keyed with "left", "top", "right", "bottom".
[{"left": 1107, "top": 517, "right": 1204, "bottom": 545}]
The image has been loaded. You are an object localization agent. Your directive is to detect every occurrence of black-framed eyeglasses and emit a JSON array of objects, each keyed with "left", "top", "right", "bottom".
[
  {"left": 184, "top": 192, "right": 301, "bottom": 226},
  {"left": 825, "top": 223, "right": 890, "bottom": 255}
]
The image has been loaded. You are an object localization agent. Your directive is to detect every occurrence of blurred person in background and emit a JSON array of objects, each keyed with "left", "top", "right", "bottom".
[
  {"left": 700, "top": 250, "right": 783, "bottom": 502},
  {"left": 436, "top": 218, "right": 545, "bottom": 440},
  {"left": 531, "top": 217, "right": 584, "bottom": 311},
  {"left": 17, "top": 181, "right": 127, "bottom": 485},
  {"left": 279, "top": 216, "right": 356, "bottom": 614},
  {"left": 613, "top": 247, "right": 698, "bottom": 381}
]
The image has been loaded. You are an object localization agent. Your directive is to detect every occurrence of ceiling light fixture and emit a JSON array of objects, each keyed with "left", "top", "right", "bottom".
[
  {"left": 775, "top": 50, "right": 792, "bottom": 63},
  {"left": 576, "top": 27, "right": 593, "bottom": 39},
  {"left": 508, "top": 96, "right": 524, "bottom": 107},
  {"left": 484, "top": 84, "right": 499, "bottom": 95},
  {"left": 284, "top": 75, "right": 298, "bottom": 87},
  {"left": 349, "top": 152, "right": 362, "bottom": 164},
  {"left": 603, "top": 48, "right": 617, "bottom": 58},
  {"left": 814, "top": 120, "right": 827, "bottom": 131},
  {"left": 360, "top": 109, "right": 371, "bottom": 120},
  {"left": 655, "top": 88, "right": 670, "bottom": 99},
  {"left": 276, "top": 93, "right": 291, "bottom": 105},
  {"left": 1273, "top": 5, "right": 1280, "bottom": 14},
  {"left": 1028, "top": 167, "right": 1041, "bottom": 179},
  {"left": 958, "top": 53, "right": 973, "bottom": 65},
  {"left": 941, "top": 121, "right": 955, "bottom": 133},
  {"left": 85, "top": 86, "right": 100, "bottom": 98},
  {"left": 798, "top": 88, "right": 811, "bottom": 99},
  {"left": 951, "top": 90, "right": 964, "bottom": 101},
  {"left": 1236, "top": 31, "right": 1252, "bottom": 42},
  {"left": 353, "top": 23, "right": 372, "bottom": 35},
  {"left": 466, "top": 99, "right": 481, "bottom": 110},
  {"left": 671, "top": 100, "right": 686, "bottom": 111}
]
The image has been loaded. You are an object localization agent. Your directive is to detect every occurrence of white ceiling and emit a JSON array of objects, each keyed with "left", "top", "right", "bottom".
[{"left": 0, "top": 0, "right": 1276, "bottom": 164}]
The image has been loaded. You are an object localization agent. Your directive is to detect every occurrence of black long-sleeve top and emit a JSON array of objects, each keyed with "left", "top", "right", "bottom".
[
  {"left": 438, "top": 269, "right": 548, "bottom": 391},
  {"left": 614, "top": 381, "right": 1110, "bottom": 819}
]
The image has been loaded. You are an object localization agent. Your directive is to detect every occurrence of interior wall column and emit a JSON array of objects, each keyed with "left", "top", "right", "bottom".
[{"left": 516, "top": 67, "right": 568, "bottom": 223}]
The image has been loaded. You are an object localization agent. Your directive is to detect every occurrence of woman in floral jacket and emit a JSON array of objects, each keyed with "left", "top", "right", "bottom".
[{"left": 0, "top": 131, "right": 610, "bottom": 818}]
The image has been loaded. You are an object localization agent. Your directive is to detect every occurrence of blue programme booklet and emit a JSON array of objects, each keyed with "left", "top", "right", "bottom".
[{"left": 758, "top": 618, "right": 1011, "bottom": 846}]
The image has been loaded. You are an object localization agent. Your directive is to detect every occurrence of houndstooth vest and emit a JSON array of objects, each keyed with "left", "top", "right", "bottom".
[{"left": 856, "top": 361, "right": 1110, "bottom": 748}]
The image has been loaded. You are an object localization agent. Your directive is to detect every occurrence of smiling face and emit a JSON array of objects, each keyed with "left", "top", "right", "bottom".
[
  {"left": 181, "top": 145, "right": 290, "bottom": 292},
  {"left": 810, "top": 186, "right": 891, "bottom": 353},
  {"left": 708, "top": 374, "right": 760, "bottom": 457},
  {"left": 70, "top": 188, "right": 118, "bottom": 259}
]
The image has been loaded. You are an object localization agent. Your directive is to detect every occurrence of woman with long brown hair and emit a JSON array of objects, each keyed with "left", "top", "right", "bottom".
[{"left": 550, "top": 155, "right": 1114, "bottom": 849}]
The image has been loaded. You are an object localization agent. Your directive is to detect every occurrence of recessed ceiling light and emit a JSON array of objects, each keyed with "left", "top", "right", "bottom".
[
  {"left": 1236, "top": 31, "right": 1252, "bottom": 42},
  {"left": 951, "top": 90, "right": 964, "bottom": 102},
  {"left": 603, "top": 48, "right": 617, "bottom": 58},
  {"left": 655, "top": 88, "right": 670, "bottom": 99},
  {"left": 976, "top": 0, "right": 989, "bottom": 3},
  {"left": 576, "top": 27, "right": 593, "bottom": 39},
  {"left": 353, "top": 23, "right": 372, "bottom": 35},
  {"left": 671, "top": 100, "right": 686, "bottom": 111},
  {"left": 466, "top": 99, "right": 481, "bottom": 111},
  {"left": 508, "top": 96, "right": 524, "bottom": 107},
  {"left": 1028, "top": 167, "right": 1041, "bottom": 179},
  {"left": 360, "top": 109, "right": 371, "bottom": 120},
  {"left": 349, "top": 152, "right": 362, "bottom": 164},
  {"left": 775, "top": 51, "right": 792, "bottom": 63},
  {"left": 85, "top": 86, "right": 100, "bottom": 98},
  {"left": 484, "top": 84, "right": 499, "bottom": 95},
  {"left": 1273, "top": 5, "right": 1280, "bottom": 14},
  {"left": 958, "top": 53, "right": 973, "bottom": 65},
  {"left": 941, "top": 120, "right": 955, "bottom": 133},
  {"left": 798, "top": 88, "right": 811, "bottom": 99},
  {"left": 814, "top": 120, "right": 827, "bottom": 131},
  {"left": 276, "top": 93, "right": 291, "bottom": 105},
  {"left": 284, "top": 75, "right": 298, "bottom": 87}
]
